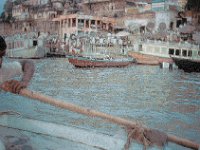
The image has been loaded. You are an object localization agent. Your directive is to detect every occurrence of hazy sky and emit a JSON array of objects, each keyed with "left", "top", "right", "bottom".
[{"left": 0, "top": 0, "right": 6, "bottom": 14}]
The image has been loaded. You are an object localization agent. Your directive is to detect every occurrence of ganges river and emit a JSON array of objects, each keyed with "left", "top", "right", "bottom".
[{"left": 0, "top": 58, "right": 200, "bottom": 150}]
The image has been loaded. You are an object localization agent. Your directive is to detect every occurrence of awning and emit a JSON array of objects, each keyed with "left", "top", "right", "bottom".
[
  {"left": 115, "top": 31, "right": 130, "bottom": 37},
  {"left": 113, "top": 26, "right": 126, "bottom": 30},
  {"left": 83, "top": 0, "right": 109, "bottom": 4}
]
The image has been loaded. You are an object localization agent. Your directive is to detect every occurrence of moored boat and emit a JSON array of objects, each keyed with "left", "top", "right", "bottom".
[
  {"left": 170, "top": 46, "right": 200, "bottom": 72},
  {"left": 46, "top": 52, "right": 66, "bottom": 58},
  {"left": 128, "top": 40, "right": 199, "bottom": 65},
  {"left": 68, "top": 54, "right": 135, "bottom": 68}
]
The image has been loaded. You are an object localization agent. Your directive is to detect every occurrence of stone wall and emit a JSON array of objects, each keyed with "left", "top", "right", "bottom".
[
  {"left": 82, "top": 0, "right": 125, "bottom": 17},
  {"left": 0, "top": 22, "right": 12, "bottom": 36}
]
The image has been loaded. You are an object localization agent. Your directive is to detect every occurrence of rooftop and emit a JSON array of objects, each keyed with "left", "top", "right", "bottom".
[{"left": 82, "top": 0, "right": 109, "bottom": 4}]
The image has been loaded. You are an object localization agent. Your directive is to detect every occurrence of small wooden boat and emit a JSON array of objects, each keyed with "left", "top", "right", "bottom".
[
  {"left": 68, "top": 55, "right": 135, "bottom": 68},
  {"left": 128, "top": 51, "right": 162, "bottom": 65}
]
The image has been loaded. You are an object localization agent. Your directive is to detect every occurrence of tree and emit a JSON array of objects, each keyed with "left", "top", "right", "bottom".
[
  {"left": 185, "top": 0, "right": 200, "bottom": 11},
  {"left": 13, "top": 0, "right": 28, "bottom": 5},
  {"left": 4, "top": 0, "right": 13, "bottom": 15},
  {"left": 0, "top": 12, "right": 5, "bottom": 20}
]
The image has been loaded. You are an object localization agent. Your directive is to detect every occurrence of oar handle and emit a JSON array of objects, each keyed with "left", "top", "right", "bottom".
[
  {"left": 167, "top": 134, "right": 199, "bottom": 150},
  {"left": 20, "top": 89, "right": 138, "bottom": 127}
]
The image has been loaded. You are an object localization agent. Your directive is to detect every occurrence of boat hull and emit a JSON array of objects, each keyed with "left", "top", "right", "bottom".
[
  {"left": 128, "top": 51, "right": 173, "bottom": 65},
  {"left": 46, "top": 52, "right": 66, "bottom": 58},
  {"left": 0, "top": 115, "right": 125, "bottom": 150},
  {"left": 68, "top": 57, "right": 134, "bottom": 68},
  {"left": 171, "top": 57, "right": 200, "bottom": 72}
]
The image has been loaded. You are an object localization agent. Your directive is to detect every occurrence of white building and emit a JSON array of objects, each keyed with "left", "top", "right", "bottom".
[{"left": 154, "top": 11, "right": 177, "bottom": 30}]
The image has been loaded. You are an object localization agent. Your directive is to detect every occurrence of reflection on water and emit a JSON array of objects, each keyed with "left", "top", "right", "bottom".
[{"left": 0, "top": 58, "right": 200, "bottom": 149}]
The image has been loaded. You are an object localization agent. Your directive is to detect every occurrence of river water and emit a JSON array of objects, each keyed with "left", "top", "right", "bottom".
[{"left": 0, "top": 58, "right": 200, "bottom": 150}]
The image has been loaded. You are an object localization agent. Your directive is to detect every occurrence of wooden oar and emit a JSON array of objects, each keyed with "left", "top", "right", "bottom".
[{"left": 2, "top": 88, "right": 200, "bottom": 150}]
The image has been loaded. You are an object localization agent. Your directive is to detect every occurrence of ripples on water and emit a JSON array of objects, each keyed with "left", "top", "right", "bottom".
[{"left": 0, "top": 58, "right": 200, "bottom": 149}]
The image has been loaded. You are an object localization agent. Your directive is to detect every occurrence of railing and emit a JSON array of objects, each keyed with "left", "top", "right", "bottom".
[{"left": 145, "top": 39, "right": 200, "bottom": 50}]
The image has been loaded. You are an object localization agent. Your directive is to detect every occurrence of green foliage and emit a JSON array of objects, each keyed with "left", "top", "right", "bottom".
[
  {"left": 13, "top": 0, "right": 28, "bottom": 5},
  {"left": 0, "top": 12, "right": 13, "bottom": 23},
  {"left": 185, "top": 0, "right": 200, "bottom": 11},
  {"left": 4, "top": 0, "right": 13, "bottom": 14},
  {"left": 5, "top": 14, "right": 12, "bottom": 22},
  {"left": 0, "top": 12, "right": 5, "bottom": 19}
]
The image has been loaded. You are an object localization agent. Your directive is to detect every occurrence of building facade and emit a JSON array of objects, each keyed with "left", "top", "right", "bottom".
[{"left": 52, "top": 14, "right": 116, "bottom": 38}]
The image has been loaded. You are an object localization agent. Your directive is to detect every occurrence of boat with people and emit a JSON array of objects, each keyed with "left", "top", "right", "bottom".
[
  {"left": 68, "top": 53, "right": 135, "bottom": 68},
  {"left": 170, "top": 46, "right": 200, "bottom": 72},
  {"left": 128, "top": 40, "right": 199, "bottom": 65},
  {"left": 5, "top": 32, "right": 48, "bottom": 59}
]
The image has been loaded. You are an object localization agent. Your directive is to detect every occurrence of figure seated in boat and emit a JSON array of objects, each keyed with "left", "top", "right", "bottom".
[{"left": 104, "top": 55, "right": 113, "bottom": 60}]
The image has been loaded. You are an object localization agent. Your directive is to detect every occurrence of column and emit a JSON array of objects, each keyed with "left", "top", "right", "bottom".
[{"left": 70, "top": 18, "right": 73, "bottom": 28}]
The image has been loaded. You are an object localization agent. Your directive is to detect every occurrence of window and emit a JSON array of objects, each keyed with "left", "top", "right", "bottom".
[
  {"left": 175, "top": 49, "right": 180, "bottom": 56},
  {"left": 139, "top": 45, "right": 142, "bottom": 51},
  {"left": 176, "top": 20, "right": 181, "bottom": 28},
  {"left": 140, "top": 26, "right": 145, "bottom": 33},
  {"left": 182, "top": 18, "right": 187, "bottom": 24},
  {"left": 72, "top": 18, "right": 76, "bottom": 27},
  {"left": 8, "top": 43, "right": 11, "bottom": 49},
  {"left": 198, "top": 51, "right": 200, "bottom": 56},
  {"left": 61, "top": 21, "right": 64, "bottom": 28},
  {"left": 91, "top": 20, "right": 96, "bottom": 29},
  {"left": 78, "top": 19, "right": 84, "bottom": 23},
  {"left": 170, "top": 22, "right": 173, "bottom": 30},
  {"left": 188, "top": 50, "right": 192, "bottom": 57},
  {"left": 78, "top": 19, "right": 84, "bottom": 28},
  {"left": 182, "top": 50, "right": 187, "bottom": 57},
  {"left": 198, "top": 16, "right": 200, "bottom": 24},
  {"left": 155, "top": 47, "right": 160, "bottom": 53},
  {"left": 91, "top": 20, "right": 95, "bottom": 25},
  {"left": 168, "top": 48, "right": 174, "bottom": 55},
  {"left": 161, "top": 47, "right": 167, "bottom": 54},
  {"left": 86, "top": 20, "right": 89, "bottom": 28},
  {"left": 148, "top": 46, "right": 153, "bottom": 52},
  {"left": 33, "top": 40, "right": 37, "bottom": 46},
  {"left": 68, "top": 19, "right": 71, "bottom": 27}
]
